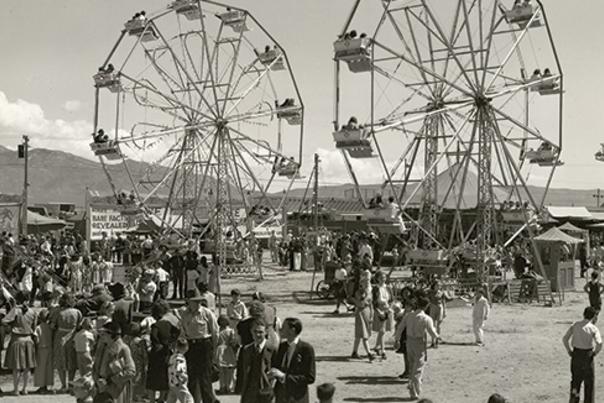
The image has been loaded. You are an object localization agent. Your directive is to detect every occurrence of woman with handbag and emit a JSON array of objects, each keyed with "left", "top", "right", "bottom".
[
  {"left": 93, "top": 321, "right": 136, "bottom": 403},
  {"left": 371, "top": 270, "right": 392, "bottom": 359}
]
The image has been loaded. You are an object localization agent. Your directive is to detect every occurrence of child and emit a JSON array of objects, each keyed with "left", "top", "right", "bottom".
[
  {"left": 226, "top": 289, "right": 247, "bottom": 329},
  {"left": 167, "top": 338, "right": 194, "bottom": 403},
  {"left": 33, "top": 308, "right": 54, "bottom": 393},
  {"left": 215, "top": 314, "right": 238, "bottom": 394},
  {"left": 74, "top": 318, "right": 95, "bottom": 376},
  {"left": 138, "top": 269, "right": 157, "bottom": 312},
  {"left": 155, "top": 263, "right": 170, "bottom": 300},
  {"left": 317, "top": 383, "right": 336, "bottom": 403},
  {"left": 584, "top": 271, "right": 604, "bottom": 311},
  {"left": 126, "top": 323, "right": 149, "bottom": 402}
]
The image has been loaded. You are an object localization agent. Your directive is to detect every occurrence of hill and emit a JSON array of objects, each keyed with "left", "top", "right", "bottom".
[{"left": 0, "top": 146, "right": 599, "bottom": 208}]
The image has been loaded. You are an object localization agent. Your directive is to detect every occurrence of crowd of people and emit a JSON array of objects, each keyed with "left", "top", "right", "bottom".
[{"left": 1, "top": 224, "right": 603, "bottom": 402}]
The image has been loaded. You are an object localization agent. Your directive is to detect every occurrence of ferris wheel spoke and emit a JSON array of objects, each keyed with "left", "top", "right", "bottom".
[
  {"left": 139, "top": 127, "right": 218, "bottom": 205},
  {"left": 121, "top": 72, "right": 213, "bottom": 122},
  {"left": 228, "top": 126, "right": 294, "bottom": 165},
  {"left": 415, "top": 3, "right": 478, "bottom": 93},
  {"left": 491, "top": 106, "right": 554, "bottom": 147},
  {"left": 484, "top": 9, "right": 542, "bottom": 92},
  {"left": 151, "top": 21, "right": 220, "bottom": 119},
  {"left": 380, "top": 5, "right": 437, "bottom": 99},
  {"left": 227, "top": 136, "right": 278, "bottom": 214},
  {"left": 373, "top": 40, "right": 474, "bottom": 99},
  {"left": 374, "top": 99, "right": 473, "bottom": 134}
]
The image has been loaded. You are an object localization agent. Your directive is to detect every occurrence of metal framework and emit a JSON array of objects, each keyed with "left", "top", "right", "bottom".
[
  {"left": 333, "top": 0, "right": 563, "bottom": 278},
  {"left": 91, "top": 1, "right": 304, "bottom": 265}
]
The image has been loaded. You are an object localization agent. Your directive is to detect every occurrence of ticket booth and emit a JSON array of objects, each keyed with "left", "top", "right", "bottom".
[{"left": 534, "top": 227, "right": 582, "bottom": 292}]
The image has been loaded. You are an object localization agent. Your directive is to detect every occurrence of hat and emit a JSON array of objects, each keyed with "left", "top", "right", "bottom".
[
  {"left": 185, "top": 288, "right": 205, "bottom": 301},
  {"left": 108, "top": 283, "right": 126, "bottom": 300},
  {"left": 101, "top": 321, "right": 121, "bottom": 336},
  {"left": 92, "top": 284, "right": 106, "bottom": 295},
  {"left": 143, "top": 269, "right": 155, "bottom": 277}
]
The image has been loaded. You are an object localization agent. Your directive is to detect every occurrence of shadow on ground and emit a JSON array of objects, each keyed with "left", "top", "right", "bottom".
[{"left": 338, "top": 375, "right": 406, "bottom": 385}]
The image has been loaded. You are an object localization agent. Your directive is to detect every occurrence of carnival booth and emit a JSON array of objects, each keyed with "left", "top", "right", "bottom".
[
  {"left": 534, "top": 227, "right": 582, "bottom": 292},
  {"left": 558, "top": 221, "right": 590, "bottom": 260}
]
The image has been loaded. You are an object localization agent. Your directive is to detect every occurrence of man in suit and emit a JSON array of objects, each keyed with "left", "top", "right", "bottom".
[
  {"left": 237, "top": 320, "right": 274, "bottom": 403},
  {"left": 270, "top": 318, "right": 316, "bottom": 403}
]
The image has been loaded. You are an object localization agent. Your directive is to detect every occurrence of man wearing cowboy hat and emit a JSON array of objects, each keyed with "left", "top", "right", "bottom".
[{"left": 180, "top": 288, "right": 219, "bottom": 403}]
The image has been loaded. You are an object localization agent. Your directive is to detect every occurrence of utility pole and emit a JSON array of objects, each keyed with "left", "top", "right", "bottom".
[
  {"left": 593, "top": 189, "right": 602, "bottom": 207},
  {"left": 20, "top": 135, "right": 29, "bottom": 236},
  {"left": 312, "top": 153, "right": 320, "bottom": 232},
  {"left": 310, "top": 153, "right": 321, "bottom": 294}
]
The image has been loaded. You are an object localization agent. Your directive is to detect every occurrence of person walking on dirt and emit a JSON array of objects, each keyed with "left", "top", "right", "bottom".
[
  {"left": 584, "top": 272, "right": 604, "bottom": 312},
  {"left": 397, "top": 295, "right": 438, "bottom": 400},
  {"left": 472, "top": 289, "right": 489, "bottom": 346},
  {"left": 562, "top": 306, "right": 602, "bottom": 403}
]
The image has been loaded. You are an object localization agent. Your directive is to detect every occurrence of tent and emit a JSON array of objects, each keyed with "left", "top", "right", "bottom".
[
  {"left": 558, "top": 222, "right": 588, "bottom": 233},
  {"left": 27, "top": 210, "right": 67, "bottom": 233},
  {"left": 534, "top": 227, "right": 583, "bottom": 244}
]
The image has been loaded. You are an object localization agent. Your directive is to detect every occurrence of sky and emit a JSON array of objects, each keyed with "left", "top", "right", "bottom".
[{"left": 0, "top": 0, "right": 603, "bottom": 191}]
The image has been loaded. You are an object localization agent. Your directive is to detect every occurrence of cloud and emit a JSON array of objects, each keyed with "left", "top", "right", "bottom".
[
  {"left": 0, "top": 90, "right": 94, "bottom": 157},
  {"left": 315, "top": 148, "right": 389, "bottom": 185},
  {"left": 63, "top": 100, "right": 82, "bottom": 112}
]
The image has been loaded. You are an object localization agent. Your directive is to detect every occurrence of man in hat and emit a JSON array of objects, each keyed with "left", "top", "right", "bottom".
[{"left": 180, "top": 288, "right": 219, "bottom": 403}]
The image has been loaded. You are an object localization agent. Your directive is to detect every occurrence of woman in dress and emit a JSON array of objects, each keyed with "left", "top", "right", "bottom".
[
  {"left": 147, "top": 300, "right": 180, "bottom": 403},
  {"left": 351, "top": 274, "right": 374, "bottom": 361},
  {"left": 52, "top": 292, "right": 82, "bottom": 392},
  {"left": 93, "top": 321, "right": 136, "bottom": 403},
  {"left": 2, "top": 291, "right": 38, "bottom": 395},
  {"left": 372, "top": 270, "right": 392, "bottom": 359}
]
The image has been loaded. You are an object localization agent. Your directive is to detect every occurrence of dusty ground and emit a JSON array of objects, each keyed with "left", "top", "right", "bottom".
[{"left": 1, "top": 266, "right": 602, "bottom": 403}]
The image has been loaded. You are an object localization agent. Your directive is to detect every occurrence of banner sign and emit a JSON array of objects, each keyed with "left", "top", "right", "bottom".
[
  {"left": 89, "top": 206, "right": 141, "bottom": 240},
  {"left": 0, "top": 203, "right": 21, "bottom": 236}
]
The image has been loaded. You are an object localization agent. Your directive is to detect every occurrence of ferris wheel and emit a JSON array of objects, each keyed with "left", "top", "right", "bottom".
[
  {"left": 90, "top": 0, "right": 304, "bottom": 244},
  {"left": 333, "top": 0, "right": 563, "bottom": 268}
]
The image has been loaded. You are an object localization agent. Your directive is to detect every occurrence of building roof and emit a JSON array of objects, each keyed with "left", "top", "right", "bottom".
[{"left": 546, "top": 206, "right": 593, "bottom": 220}]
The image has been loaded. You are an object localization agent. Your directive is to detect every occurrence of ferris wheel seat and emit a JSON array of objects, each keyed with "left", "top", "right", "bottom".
[
  {"left": 218, "top": 10, "right": 248, "bottom": 32},
  {"left": 93, "top": 72, "right": 122, "bottom": 93},
  {"left": 124, "top": 20, "right": 158, "bottom": 42},
  {"left": 347, "top": 58, "right": 372, "bottom": 73},
  {"left": 276, "top": 107, "right": 302, "bottom": 125},
  {"left": 505, "top": 4, "right": 536, "bottom": 23},
  {"left": 171, "top": 0, "right": 202, "bottom": 20},
  {"left": 535, "top": 81, "right": 561, "bottom": 95},
  {"left": 347, "top": 145, "right": 374, "bottom": 159},
  {"left": 333, "top": 128, "right": 370, "bottom": 143},
  {"left": 90, "top": 141, "right": 121, "bottom": 160},
  {"left": 259, "top": 49, "right": 285, "bottom": 71},
  {"left": 595, "top": 152, "right": 604, "bottom": 162},
  {"left": 333, "top": 37, "right": 371, "bottom": 60},
  {"left": 276, "top": 163, "right": 299, "bottom": 178}
]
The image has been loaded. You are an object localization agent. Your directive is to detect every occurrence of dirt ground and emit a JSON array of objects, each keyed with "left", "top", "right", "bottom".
[{"left": 1, "top": 267, "right": 602, "bottom": 403}]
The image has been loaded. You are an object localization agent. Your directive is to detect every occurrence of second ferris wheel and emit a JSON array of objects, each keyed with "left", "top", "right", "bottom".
[{"left": 332, "top": 0, "right": 563, "bottom": 265}]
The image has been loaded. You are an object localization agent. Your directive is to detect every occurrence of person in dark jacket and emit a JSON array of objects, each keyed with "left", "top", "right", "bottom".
[
  {"left": 270, "top": 318, "right": 315, "bottom": 403},
  {"left": 237, "top": 320, "right": 274, "bottom": 403}
]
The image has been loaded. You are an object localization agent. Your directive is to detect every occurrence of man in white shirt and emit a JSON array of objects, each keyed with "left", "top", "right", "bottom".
[
  {"left": 562, "top": 306, "right": 603, "bottom": 403},
  {"left": 398, "top": 295, "right": 439, "bottom": 400},
  {"left": 472, "top": 289, "right": 490, "bottom": 346}
]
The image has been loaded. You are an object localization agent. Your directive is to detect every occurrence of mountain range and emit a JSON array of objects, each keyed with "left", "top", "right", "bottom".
[{"left": 0, "top": 145, "right": 601, "bottom": 209}]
